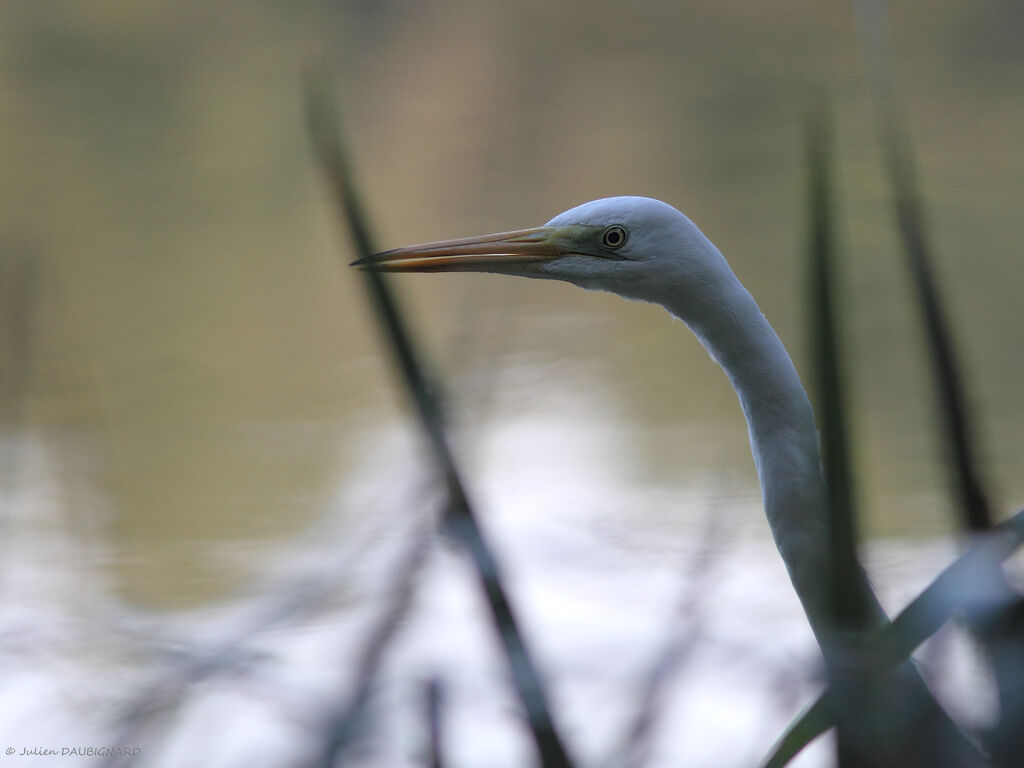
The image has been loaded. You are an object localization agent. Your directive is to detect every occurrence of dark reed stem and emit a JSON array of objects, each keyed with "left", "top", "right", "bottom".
[
  {"left": 805, "top": 105, "right": 873, "bottom": 632},
  {"left": 805, "top": 104, "right": 875, "bottom": 768},
  {"left": 881, "top": 122, "right": 992, "bottom": 531},
  {"left": 853, "top": 0, "right": 992, "bottom": 532},
  {"left": 303, "top": 64, "right": 574, "bottom": 768}
]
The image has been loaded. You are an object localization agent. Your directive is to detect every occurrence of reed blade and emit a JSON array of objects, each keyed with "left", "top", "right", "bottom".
[
  {"left": 853, "top": 0, "right": 992, "bottom": 532},
  {"left": 303, "top": 63, "right": 575, "bottom": 768},
  {"left": 805, "top": 105, "right": 873, "bottom": 631}
]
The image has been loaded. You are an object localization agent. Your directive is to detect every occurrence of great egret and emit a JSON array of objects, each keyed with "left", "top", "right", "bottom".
[
  {"left": 356, "top": 196, "right": 975, "bottom": 763},
  {"left": 358, "top": 196, "right": 854, "bottom": 636}
]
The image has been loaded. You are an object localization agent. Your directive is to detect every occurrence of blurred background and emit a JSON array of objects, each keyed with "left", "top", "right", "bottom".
[{"left": 1, "top": 1, "right": 1022, "bottom": 766}]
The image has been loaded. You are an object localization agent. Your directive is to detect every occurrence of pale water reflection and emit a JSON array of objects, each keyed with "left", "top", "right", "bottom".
[{"left": 0, "top": 420, "right": 993, "bottom": 767}]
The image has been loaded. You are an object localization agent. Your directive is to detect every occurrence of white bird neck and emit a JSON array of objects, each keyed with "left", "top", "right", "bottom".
[{"left": 652, "top": 255, "right": 837, "bottom": 633}]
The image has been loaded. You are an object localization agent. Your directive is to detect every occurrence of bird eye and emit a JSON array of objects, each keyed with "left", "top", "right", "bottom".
[{"left": 601, "top": 225, "right": 628, "bottom": 250}]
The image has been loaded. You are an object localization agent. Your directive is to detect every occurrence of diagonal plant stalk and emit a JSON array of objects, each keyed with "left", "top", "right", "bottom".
[
  {"left": 870, "top": 60, "right": 1024, "bottom": 768},
  {"left": 304, "top": 65, "right": 575, "bottom": 768},
  {"left": 853, "top": 0, "right": 992, "bottom": 533},
  {"left": 854, "top": 3, "right": 1024, "bottom": 761},
  {"left": 878, "top": 117, "right": 993, "bottom": 532},
  {"left": 761, "top": 506, "right": 1024, "bottom": 768},
  {"left": 805, "top": 104, "right": 873, "bottom": 768},
  {"left": 806, "top": 104, "right": 874, "bottom": 634}
]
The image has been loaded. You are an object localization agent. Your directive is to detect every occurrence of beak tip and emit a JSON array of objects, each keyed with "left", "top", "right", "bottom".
[{"left": 344, "top": 226, "right": 559, "bottom": 273}]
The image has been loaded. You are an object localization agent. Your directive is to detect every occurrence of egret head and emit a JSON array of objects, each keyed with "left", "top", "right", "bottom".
[{"left": 355, "top": 196, "right": 724, "bottom": 303}]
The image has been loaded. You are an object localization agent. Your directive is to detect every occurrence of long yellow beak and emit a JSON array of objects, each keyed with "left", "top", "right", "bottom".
[{"left": 352, "top": 227, "right": 564, "bottom": 272}]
